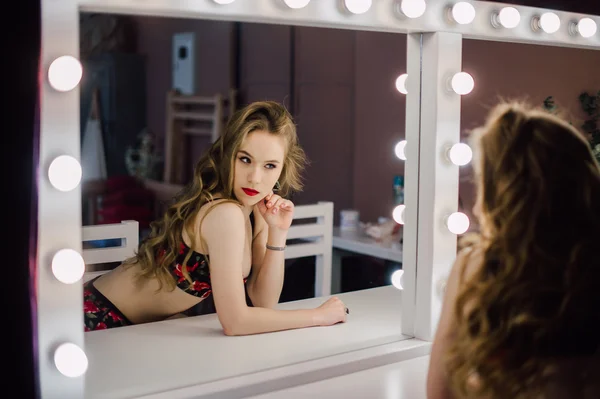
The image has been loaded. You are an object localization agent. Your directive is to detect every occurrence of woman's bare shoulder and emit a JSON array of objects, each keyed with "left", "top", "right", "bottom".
[{"left": 198, "top": 199, "right": 245, "bottom": 235}]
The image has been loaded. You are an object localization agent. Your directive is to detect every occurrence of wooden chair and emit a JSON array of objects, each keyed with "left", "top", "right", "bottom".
[
  {"left": 285, "top": 201, "right": 334, "bottom": 297},
  {"left": 81, "top": 220, "right": 139, "bottom": 283},
  {"left": 163, "top": 89, "right": 237, "bottom": 184}
]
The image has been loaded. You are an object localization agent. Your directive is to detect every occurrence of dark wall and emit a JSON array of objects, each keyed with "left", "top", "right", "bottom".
[{"left": 115, "top": 14, "right": 600, "bottom": 225}]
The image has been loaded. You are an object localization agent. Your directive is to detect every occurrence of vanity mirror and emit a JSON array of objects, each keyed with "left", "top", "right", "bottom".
[{"left": 37, "top": 1, "right": 600, "bottom": 398}]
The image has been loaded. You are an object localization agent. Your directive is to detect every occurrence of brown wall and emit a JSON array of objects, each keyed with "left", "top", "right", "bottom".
[
  {"left": 291, "top": 26, "right": 356, "bottom": 218},
  {"left": 353, "top": 31, "right": 407, "bottom": 223},
  {"left": 131, "top": 16, "right": 600, "bottom": 226},
  {"left": 239, "top": 23, "right": 292, "bottom": 107},
  {"left": 459, "top": 39, "right": 600, "bottom": 221},
  {"left": 135, "top": 16, "right": 234, "bottom": 162}
]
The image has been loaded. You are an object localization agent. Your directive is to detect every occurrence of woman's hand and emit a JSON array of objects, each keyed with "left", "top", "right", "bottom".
[
  {"left": 257, "top": 192, "right": 294, "bottom": 231},
  {"left": 313, "top": 297, "right": 348, "bottom": 326}
]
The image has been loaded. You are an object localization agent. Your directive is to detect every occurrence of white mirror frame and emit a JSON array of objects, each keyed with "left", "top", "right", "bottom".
[{"left": 40, "top": 0, "right": 600, "bottom": 397}]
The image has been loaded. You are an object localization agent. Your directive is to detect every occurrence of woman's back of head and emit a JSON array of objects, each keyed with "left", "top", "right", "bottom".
[
  {"left": 473, "top": 102, "right": 600, "bottom": 242},
  {"left": 447, "top": 101, "right": 600, "bottom": 398}
]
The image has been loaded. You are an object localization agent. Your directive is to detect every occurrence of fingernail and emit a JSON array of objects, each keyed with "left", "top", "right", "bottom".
[{"left": 267, "top": 202, "right": 272, "bottom": 207}]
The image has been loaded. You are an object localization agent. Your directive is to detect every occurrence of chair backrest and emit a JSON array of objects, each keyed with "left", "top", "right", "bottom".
[
  {"left": 163, "top": 89, "right": 237, "bottom": 184},
  {"left": 285, "top": 201, "right": 334, "bottom": 297},
  {"left": 81, "top": 220, "right": 139, "bottom": 283},
  {"left": 79, "top": 203, "right": 334, "bottom": 295}
]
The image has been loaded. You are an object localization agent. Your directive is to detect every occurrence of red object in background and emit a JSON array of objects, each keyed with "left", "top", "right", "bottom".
[
  {"left": 97, "top": 175, "right": 155, "bottom": 229},
  {"left": 105, "top": 175, "right": 141, "bottom": 192}
]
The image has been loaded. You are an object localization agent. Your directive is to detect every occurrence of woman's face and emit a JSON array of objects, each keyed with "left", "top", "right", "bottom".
[{"left": 233, "top": 130, "right": 286, "bottom": 207}]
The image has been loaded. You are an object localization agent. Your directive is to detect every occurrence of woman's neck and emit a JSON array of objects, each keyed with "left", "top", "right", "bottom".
[{"left": 240, "top": 204, "right": 253, "bottom": 218}]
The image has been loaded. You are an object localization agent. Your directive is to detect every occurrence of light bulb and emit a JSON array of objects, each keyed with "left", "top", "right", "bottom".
[
  {"left": 395, "top": 140, "right": 407, "bottom": 161},
  {"left": 395, "top": 73, "right": 408, "bottom": 94},
  {"left": 54, "top": 343, "right": 88, "bottom": 378},
  {"left": 573, "top": 17, "right": 597, "bottom": 38},
  {"left": 399, "top": 0, "right": 426, "bottom": 19},
  {"left": 448, "top": 143, "right": 472, "bottom": 166},
  {"left": 52, "top": 249, "right": 85, "bottom": 284},
  {"left": 48, "top": 155, "right": 82, "bottom": 192},
  {"left": 391, "top": 269, "right": 404, "bottom": 290},
  {"left": 446, "top": 212, "right": 470, "bottom": 234},
  {"left": 393, "top": 204, "right": 406, "bottom": 225},
  {"left": 213, "top": 0, "right": 235, "bottom": 3},
  {"left": 492, "top": 6, "right": 520, "bottom": 29},
  {"left": 450, "top": 72, "right": 474, "bottom": 95},
  {"left": 283, "top": 0, "right": 310, "bottom": 9},
  {"left": 47, "top": 56, "right": 83, "bottom": 92},
  {"left": 344, "top": 0, "right": 372, "bottom": 14},
  {"left": 538, "top": 12, "right": 560, "bottom": 34},
  {"left": 450, "top": 2, "right": 475, "bottom": 25}
]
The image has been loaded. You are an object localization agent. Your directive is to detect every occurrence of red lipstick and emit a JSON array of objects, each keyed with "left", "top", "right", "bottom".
[{"left": 242, "top": 187, "right": 259, "bottom": 196}]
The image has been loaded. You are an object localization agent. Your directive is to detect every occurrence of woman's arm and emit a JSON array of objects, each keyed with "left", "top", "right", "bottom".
[
  {"left": 164, "top": 313, "right": 188, "bottom": 320},
  {"left": 427, "top": 247, "right": 474, "bottom": 399},
  {"left": 202, "top": 202, "right": 335, "bottom": 336},
  {"left": 246, "top": 209, "right": 285, "bottom": 308}
]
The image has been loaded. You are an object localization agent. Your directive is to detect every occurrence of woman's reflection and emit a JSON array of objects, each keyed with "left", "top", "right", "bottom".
[{"left": 83, "top": 101, "right": 348, "bottom": 334}]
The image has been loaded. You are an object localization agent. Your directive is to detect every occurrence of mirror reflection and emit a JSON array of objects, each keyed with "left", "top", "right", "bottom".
[
  {"left": 428, "top": 38, "right": 600, "bottom": 399},
  {"left": 78, "top": 13, "right": 409, "bottom": 338},
  {"left": 459, "top": 38, "right": 600, "bottom": 235}
]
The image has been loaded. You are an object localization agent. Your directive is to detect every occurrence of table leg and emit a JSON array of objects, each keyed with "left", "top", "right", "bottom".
[{"left": 331, "top": 248, "right": 353, "bottom": 294}]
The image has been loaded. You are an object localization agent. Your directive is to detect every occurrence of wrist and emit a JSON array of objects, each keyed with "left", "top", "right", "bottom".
[
  {"left": 267, "top": 228, "right": 288, "bottom": 247},
  {"left": 310, "top": 308, "right": 323, "bottom": 327}
]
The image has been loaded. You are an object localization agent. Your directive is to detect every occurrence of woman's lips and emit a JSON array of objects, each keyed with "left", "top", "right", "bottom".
[{"left": 242, "top": 188, "right": 259, "bottom": 196}]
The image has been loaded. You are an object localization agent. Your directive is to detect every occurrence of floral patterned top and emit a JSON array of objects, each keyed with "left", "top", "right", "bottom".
[
  {"left": 169, "top": 242, "right": 214, "bottom": 299},
  {"left": 166, "top": 214, "right": 254, "bottom": 316}
]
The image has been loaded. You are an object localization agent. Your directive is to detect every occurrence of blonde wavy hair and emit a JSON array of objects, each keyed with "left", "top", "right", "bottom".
[
  {"left": 446, "top": 102, "right": 600, "bottom": 398},
  {"left": 123, "top": 101, "right": 307, "bottom": 290}
]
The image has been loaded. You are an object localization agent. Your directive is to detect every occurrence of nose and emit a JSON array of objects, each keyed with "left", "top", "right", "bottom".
[{"left": 248, "top": 166, "right": 262, "bottom": 185}]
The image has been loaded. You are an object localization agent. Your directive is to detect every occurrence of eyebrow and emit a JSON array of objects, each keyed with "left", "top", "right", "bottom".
[{"left": 238, "top": 150, "right": 281, "bottom": 164}]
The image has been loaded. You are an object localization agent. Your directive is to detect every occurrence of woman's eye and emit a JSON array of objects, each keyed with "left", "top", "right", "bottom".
[
  {"left": 239, "top": 156, "right": 250, "bottom": 164},
  {"left": 265, "top": 164, "right": 277, "bottom": 170}
]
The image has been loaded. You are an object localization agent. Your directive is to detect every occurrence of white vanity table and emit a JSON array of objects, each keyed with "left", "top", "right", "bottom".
[
  {"left": 331, "top": 227, "right": 403, "bottom": 293},
  {"left": 249, "top": 354, "right": 430, "bottom": 399},
  {"left": 84, "top": 286, "right": 426, "bottom": 399},
  {"left": 332, "top": 227, "right": 403, "bottom": 263}
]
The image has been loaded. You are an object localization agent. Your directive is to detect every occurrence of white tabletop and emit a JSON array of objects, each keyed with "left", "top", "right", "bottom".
[
  {"left": 84, "top": 285, "right": 409, "bottom": 399},
  {"left": 332, "top": 227, "right": 403, "bottom": 263},
  {"left": 249, "top": 355, "right": 430, "bottom": 399}
]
